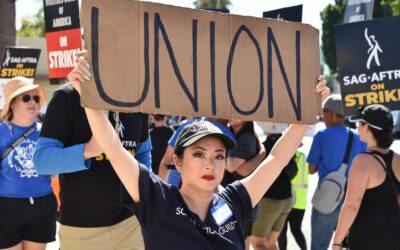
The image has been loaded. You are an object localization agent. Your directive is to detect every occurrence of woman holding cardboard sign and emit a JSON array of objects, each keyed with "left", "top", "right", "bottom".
[
  {"left": 332, "top": 104, "right": 400, "bottom": 250},
  {"left": 68, "top": 57, "right": 328, "bottom": 249}
]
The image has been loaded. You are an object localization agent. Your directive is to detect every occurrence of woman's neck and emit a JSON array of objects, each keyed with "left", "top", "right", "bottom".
[
  {"left": 232, "top": 124, "right": 244, "bottom": 134},
  {"left": 11, "top": 116, "right": 34, "bottom": 127},
  {"left": 179, "top": 186, "right": 213, "bottom": 221},
  {"left": 366, "top": 143, "right": 388, "bottom": 153}
]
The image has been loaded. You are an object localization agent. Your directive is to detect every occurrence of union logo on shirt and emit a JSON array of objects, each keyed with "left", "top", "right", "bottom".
[{"left": 7, "top": 139, "right": 38, "bottom": 178}]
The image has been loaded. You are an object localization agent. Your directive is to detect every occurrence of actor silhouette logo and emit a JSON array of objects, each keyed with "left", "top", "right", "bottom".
[
  {"left": 2, "top": 49, "right": 11, "bottom": 67},
  {"left": 364, "top": 28, "right": 383, "bottom": 70},
  {"left": 113, "top": 112, "right": 125, "bottom": 138}
]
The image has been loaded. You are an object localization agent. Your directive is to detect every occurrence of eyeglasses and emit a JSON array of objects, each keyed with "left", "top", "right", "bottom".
[{"left": 22, "top": 94, "right": 40, "bottom": 104}]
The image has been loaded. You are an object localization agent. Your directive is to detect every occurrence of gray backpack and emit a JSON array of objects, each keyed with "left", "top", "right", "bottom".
[{"left": 312, "top": 131, "right": 354, "bottom": 214}]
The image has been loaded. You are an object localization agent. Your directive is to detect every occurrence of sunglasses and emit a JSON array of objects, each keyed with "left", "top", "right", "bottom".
[{"left": 22, "top": 94, "right": 40, "bottom": 103}]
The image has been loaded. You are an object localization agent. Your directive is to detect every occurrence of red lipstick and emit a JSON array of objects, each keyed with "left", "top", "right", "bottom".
[{"left": 201, "top": 175, "right": 215, "bottom": 181}]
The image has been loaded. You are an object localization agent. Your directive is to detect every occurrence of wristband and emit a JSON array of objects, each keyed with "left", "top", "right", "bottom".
[{"left": 332, "top": 243, "right": 343, "bottom": 247}]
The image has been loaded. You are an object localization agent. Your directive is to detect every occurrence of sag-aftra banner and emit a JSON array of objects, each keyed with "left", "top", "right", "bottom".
[
  {"left": 335, "top": 16, "right": 400, "bottom": 116},
  {"left": 79, "top": 0, "right": 320, "bottom": 123},
  {"left": 0, "top": 47, "right": 41, "bottom": 108}
]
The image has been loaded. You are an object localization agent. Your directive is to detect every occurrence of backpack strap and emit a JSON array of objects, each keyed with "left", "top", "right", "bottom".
[
  {"left": 337, "top": 130, "right": 354, "bottom": 174},
  {"left": 1, "top": 125, "right": 36, "bottom": 161},
  {"left": 342, "top": 130, "right": 354, "bottom": 164},
  {"left": 363, "top": 151, "right": 400, "bottom": 209}
]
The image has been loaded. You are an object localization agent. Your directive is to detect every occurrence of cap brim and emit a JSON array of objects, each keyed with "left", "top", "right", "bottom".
[
  {"left": 348, "top": 115, "right": 362, "bottom": 123},
  {"left": 181, "top": 132, "right": 236, "bottom": 152}
]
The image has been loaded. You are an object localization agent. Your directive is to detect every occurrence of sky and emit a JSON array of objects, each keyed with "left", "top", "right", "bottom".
[{"left": 16, "top": 0, "right": 335, "bottom": 32}]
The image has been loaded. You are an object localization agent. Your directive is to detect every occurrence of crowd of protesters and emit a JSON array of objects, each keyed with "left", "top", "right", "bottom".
[{"left": 0, "top": 71, "right": 399, "bottom": 250}]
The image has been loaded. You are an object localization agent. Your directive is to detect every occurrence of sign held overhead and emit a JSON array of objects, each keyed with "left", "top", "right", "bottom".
[{"left": 79, "top": 0, "right": 320, "bottom": 123}]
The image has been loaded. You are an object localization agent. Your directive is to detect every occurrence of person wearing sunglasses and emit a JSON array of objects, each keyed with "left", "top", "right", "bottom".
[
  {"left": 0, "top": 77, "right": 57, "bottom": 250},
  {"left": 332, "top": 104, "right": 400, "bottom": 250}
]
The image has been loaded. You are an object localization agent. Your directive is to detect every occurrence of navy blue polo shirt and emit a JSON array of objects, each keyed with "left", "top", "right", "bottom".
[{"left": 125, "top": 165, "right": 254, "bottom": 250}]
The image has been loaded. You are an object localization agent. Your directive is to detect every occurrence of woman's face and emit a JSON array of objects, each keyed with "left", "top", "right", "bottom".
[
  {"left": 10, "top": 89, "right": 40, "bottom": 121},
  {"left": 356, "top": 120, "right": 368, "bottom": 142},
  {"left": 229, "top": 119, "right": 245, "bottom": 131},
  {"left": 175, "top": 136, "right": 227, "bottom": 193}
]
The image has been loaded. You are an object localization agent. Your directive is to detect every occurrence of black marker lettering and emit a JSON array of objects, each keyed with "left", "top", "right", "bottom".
[
  {"left": 267, "top": 28, "right": 301, "bottom": 120},
  {"left": 227, "top": 25, "right": 263, "bottom": 115},
  {"left": 154, "top": 13, "right": 198, "bottom": 111},
  {"left": 91, "top": 7, "right": 150, "bottom": 107}
]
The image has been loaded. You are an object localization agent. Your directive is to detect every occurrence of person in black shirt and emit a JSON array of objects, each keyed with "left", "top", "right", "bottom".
[
  {"left": 149, "top": 114, "right": 174, "bottom": 175},
  {"left": 68, "top": 57, "right": 329, "bottom": 250},
  {"left": 33, "top": 84, "right": 151, "bottom": 249}
]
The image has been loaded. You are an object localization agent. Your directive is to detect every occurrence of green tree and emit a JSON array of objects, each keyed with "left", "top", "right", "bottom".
[
  {"left": 0, "top": 0, "right": 16, "bottom": 63},
  {"left": 321, "top": 0, "right": 400, "bottom": 74},
  {"left": 17, "top": 4, "right": 45, "bottom": 37},
  {"left": 193, "top": 0, "right": 231, "bottom": 9}
]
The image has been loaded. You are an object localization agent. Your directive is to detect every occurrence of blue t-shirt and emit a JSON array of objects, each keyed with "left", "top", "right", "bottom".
[
  {"left": 125, "top": 165, "right": 253, "bottom": 250},
  {"left": 167, "top": 119, "right": 236, "bottom": 187},
  {"left": 307, "top": 126, "right": 366, "bottom": 182},
  {"left": 0, "top": 122, "right": 52, "bottom": 198}
]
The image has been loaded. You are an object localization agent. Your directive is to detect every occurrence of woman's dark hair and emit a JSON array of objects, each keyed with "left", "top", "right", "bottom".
[
  {"left": 370, "top": 126, "right": 394, "bottom": 149},
  {"left": 153, "top": 114, "right": 166, "bottom": 121},
  {"left": 235, "top": 121, "right": 261, "bottom": 154}
]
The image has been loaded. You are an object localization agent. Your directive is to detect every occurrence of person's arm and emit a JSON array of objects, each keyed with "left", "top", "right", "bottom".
[
  {"left": 68, "top": 58, "right": 141, "bottom": 202},
  {"left": 33, "top": 87, "right": 102, "bottom": 175},
  {"left": 34, "top": 137, "right": 92, "bottom": 174},
  {"left": 235, "top": 144, "right": 266, "bottom": 177},
  {"left": 308, "top": 164, "right": 318, "bottom": 175},
  {"left": 332, "top": 155, "right": 369, "bottom": 249},
  {"left": 226, "top": 132, "right": 257, "bottom": 174},
  {"left": 241, "top": 124, "right": 308, "bottom": 207},
  {"left": 158, "top": 145, "right": 174, "bottom": 181},
  {"left": 226, "top": 157, "right": 246, "bottom": 173},
  {"left": 241, "top": 76, "right": 329, "bottom": 207}
]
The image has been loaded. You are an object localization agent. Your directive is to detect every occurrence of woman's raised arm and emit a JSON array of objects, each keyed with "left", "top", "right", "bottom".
[
  {"left": 241, "top": 124, "right": 308, "bottom": 207},
  {"left": 68, "top": 57, "right": 141, "bottom": 202},
  {"left": 241, "top": 76, "right": 329, "bottom": 207}
]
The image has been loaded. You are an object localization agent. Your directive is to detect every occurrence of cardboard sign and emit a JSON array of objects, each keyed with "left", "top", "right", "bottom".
[
  {"left": 79, "top": 0, "right": 320, "bottom": 123},
  {"left": 0, "top": 47, "right": 41, "bottom": 108},
  {"left": 335, "top": 16, "right": 400, "bottom": 115},
  {"left": 344, "top": 0, "right": 374, "bottom": 23},
  {"left": 263, "top": 5, "right": 303, "bottom": 22},
  {"left": 43, "top": 0, "right": 82, "bottom": 79}
]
